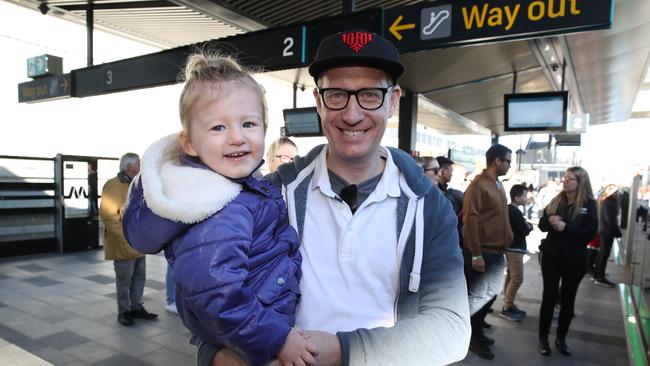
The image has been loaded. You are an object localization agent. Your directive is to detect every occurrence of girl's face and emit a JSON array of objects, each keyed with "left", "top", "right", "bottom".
[{"left": 181, "top": 84, "right": 265, "bottom": 179}]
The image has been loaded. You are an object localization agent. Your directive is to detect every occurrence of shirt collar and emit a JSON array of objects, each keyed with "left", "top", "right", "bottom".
[{"left": 310, "top": 145, "right": 401, "bottom": 199}]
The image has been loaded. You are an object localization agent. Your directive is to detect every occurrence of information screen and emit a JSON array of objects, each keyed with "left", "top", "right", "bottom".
[
  {"left": 283, "top": 107, "right": 323, "bottom": 137},
  {"left": 504, "top": 91, "right": 568, "bottom": 132}
]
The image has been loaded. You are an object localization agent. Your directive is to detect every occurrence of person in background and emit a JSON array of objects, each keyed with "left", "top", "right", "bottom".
[
  {"left": 592, "top": 184, "right": 622, "bottom": 287},
  {"left": 100, "top": 153, "right": 158, "bottom": 326},
  {"left": 586, "top": 233, "right": 600, "bottom": 274},
  {"left": 526, "top": 184, "right": 536, "bottom": 219},
  {"left": 500, "top": 184, "right": 533, "bottom": 322},
  {"left": 462, "top": 143, "right": 513, "bottom": 360},
  {"left": 420, "top": 156, "right": 440, "bottom": 187},
  {"left": 537, "top": 167, "right": 598, "bottom": 357},
  {"left": 267, "top": 137, "right": 298, "bottom": 173},
  {"left": 122, "top": 52, "right": 314, "bottom": 366},
  {"left": 436, "top": 156, "right": 463, "bottom": 216}
]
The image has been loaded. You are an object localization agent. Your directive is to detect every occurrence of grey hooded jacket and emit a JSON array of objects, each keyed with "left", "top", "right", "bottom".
[{"left": 198, "top": 145, "right": 470, "bottom": 366}]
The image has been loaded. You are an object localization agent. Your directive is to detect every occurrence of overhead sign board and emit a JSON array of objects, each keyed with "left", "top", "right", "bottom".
[
  {"left": 18, "top": 74, "right": 71, "bottom": 103},
  {"left": 207, "top": 25, "right": 305, "bottom": 71},
  {"left": 73, "top": 47, "right": 189, "bottom": 97},
  {"left": 73, "top": 26, "right": 307, "bottom": 98},
  {"left": 384, "top": 0, "right": 613, "bottom": 51},
  {"left": 22, "top": 0, "right": 613, "bottom": 101}
]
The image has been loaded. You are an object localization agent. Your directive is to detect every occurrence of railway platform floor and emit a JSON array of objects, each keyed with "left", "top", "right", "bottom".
[{"left": 0, "top": 226, "right": 633, "bottom": 365}]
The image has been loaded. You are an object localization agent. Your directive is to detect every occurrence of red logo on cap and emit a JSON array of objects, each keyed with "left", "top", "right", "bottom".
[{"left": 341, "top": 31, "right": 372, "bottom": 53}]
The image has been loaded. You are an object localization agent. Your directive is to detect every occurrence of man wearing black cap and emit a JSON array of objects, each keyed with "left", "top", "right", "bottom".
[
  {"left": 436, "top": 156, "right": 464, "bottom": 216},
  {"left": 201, "top": 30, "right": 470, "bottom": 366}
]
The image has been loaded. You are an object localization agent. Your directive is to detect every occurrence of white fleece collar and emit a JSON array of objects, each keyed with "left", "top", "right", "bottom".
[{"left": 140, "top": 133, "right": 242, "bottom": 224}]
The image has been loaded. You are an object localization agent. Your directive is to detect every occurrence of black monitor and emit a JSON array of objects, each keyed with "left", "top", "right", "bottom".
[
  {"left": 504, "top": 91, "right": 568, "bottom": 132},
  {"left": 282, "top": 107, "right": 323, "bottom": 137}
]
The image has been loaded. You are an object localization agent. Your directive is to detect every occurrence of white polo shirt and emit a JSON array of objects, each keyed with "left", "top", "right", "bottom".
[{"left": 295, "top": 146, "right": 402, "bottom": 333}]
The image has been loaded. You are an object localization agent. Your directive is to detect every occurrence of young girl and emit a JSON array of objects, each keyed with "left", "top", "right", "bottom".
[{"left": 121, "top": 51, "right": 317, "bottom": 366}]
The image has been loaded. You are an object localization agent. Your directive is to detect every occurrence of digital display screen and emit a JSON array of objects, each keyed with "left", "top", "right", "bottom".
[
  {"left": 283, "top": 107, "right": 323, "bottom": 137},
  {"left": 504, "top": 91, "right": 568, "bottom": 132}
]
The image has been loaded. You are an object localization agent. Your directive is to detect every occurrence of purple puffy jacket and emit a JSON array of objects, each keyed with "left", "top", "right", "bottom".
[{"left": 122, "top": 135, "right": 301, "bottom": 365}]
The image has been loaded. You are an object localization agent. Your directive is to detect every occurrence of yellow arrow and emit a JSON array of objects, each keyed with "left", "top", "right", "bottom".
[{"left": 389, "top": 15, "right": 416, "bottom": 41}]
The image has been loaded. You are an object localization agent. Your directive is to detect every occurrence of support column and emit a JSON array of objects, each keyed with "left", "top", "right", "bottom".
[
  {"left": 86, "top": 3, "right": 94, "bottom": 67},
  {"left": 398, "top": 89, "right": 417, "bottom": 153}
]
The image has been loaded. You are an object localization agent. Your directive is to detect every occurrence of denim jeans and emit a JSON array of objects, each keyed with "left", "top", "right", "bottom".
[{"left": 166, "top": 263, "right": 175, "bottom": 305}]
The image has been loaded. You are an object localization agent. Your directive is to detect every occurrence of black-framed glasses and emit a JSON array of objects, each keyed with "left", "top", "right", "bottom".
[
  {"left": 318, "top": 87, "right": 393, "bottom": 110},
  {"left": 274, "top": 155, "right": 294, "bottom": 163},
  {"left": 424, "top": 167, "right": 440, "bottom": 175},
  {"left": 500, "top": 158, "right": 511, "bottom": 164}
]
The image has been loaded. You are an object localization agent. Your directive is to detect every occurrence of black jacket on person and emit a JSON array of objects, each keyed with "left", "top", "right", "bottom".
[
  {"left": 438, "top": 183, "right": 463, "bottom": 216},
  {"left": 599, "top": 194, "right": 622, "bottom": 238},
  {"left": 539, "top": 198, "right": 598, "bottom": 258},
  {"left": 439, "top": 182, "right": 464, "bottom": 247},
  {"left": 507, "top": 204, "right": 532, "bottom": 252}
]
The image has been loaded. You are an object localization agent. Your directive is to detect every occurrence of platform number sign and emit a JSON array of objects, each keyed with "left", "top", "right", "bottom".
[{"left": 283, "top": 37, "right": 294, "bottom": 57}]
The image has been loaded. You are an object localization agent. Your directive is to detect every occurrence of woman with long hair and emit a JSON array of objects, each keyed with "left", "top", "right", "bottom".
[
  {"left": 537, "top": 167, "right": 598, "bottom": 357},
  {"left": 592, "top": 184, "right": 622, "bottom": 286}
]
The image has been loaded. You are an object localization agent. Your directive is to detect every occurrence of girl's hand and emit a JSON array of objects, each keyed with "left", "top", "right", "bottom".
[{"left": 277, "top": 328, "right": 318, "bottom": 366}]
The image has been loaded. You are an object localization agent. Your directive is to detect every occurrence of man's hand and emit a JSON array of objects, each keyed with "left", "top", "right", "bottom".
[
  {"left": 471, "top": 257, "right": 485, "bottom": 272},
  {"left": 299, "top": 330, "right": 342, "bottom": 366},
  {"left": 211, "top": 348, "right": 246, "bottom": 366}
]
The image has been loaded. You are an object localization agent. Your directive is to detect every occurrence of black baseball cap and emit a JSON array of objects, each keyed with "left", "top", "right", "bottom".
[{"left": 308, "top": 30, "right": 404, "bottom": 83}]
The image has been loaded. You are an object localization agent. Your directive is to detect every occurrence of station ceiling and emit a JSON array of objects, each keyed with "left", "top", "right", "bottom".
[{"left": 8, "top": 0, "right": 650, "bottom": 136}]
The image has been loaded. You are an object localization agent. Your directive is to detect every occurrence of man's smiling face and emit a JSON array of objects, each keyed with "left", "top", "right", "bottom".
[{"left": 314, "top": 66, "right": 401, "bottom": 166}]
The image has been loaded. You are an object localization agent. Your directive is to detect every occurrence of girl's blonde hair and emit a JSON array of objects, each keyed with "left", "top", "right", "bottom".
[
  {"left": 545, "top": 166, "right": 594, "bottom": 221},
  {"left": 178, "top": 51, "right": 267, "bottom": 132}
]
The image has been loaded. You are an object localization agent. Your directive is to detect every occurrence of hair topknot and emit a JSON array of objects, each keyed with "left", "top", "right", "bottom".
[
  {"left": 178, "top": 49, "right": 268, "bottom": 131},
  {"left": 183, "top": 53, "right": 243, "bottom": 83}
]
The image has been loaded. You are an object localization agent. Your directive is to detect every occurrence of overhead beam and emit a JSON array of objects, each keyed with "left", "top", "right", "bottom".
[
  {"left": 171, "top": 0, "right": 268, "bottom": 31},
  {"left": 59, "top": 1, "right": 176, "bottom": 11}
]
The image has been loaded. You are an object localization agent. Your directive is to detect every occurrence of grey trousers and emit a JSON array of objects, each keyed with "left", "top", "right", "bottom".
[
  {"left": 467, "top": 252, "right": 506, "bottom": 315},
  {"left": 113, "top": 257, "right": 146, "bottom": 313}
]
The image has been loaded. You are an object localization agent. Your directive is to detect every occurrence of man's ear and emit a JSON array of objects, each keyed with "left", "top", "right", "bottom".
[
  {"left": 388, "top": 85, "right": 402, "bottom": 118},
  {"left": 179, "top": 130, "right": 198, "bottom": 156},
  {"left": 313, "top": 87, "right": 323, "bottom": 114}
]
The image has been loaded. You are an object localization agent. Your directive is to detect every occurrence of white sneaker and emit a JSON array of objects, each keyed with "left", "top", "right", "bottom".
[{"left": 165, "top": 303, "right": 178, "bottom": 315}]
